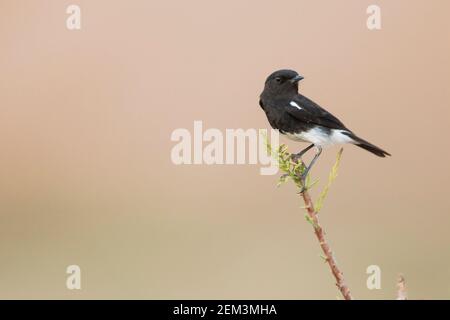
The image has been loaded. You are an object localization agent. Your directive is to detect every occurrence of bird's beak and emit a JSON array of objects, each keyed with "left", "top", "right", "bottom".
[{"left": 290, "top": 75, "right": 304, "bottom": 83}]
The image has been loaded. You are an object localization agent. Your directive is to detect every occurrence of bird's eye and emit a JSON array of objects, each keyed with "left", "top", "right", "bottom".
[{"left": 275, "top": 77, "right": 282, "bottom": 83}]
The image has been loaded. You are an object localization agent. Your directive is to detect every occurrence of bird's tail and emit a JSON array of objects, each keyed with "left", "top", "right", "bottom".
[{"left": 348, "top": 133, "right": 391, "bottom": 157}]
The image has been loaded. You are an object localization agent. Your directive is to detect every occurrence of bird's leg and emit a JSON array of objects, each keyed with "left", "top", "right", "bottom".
[
  {"left": 291, "top": 143, "right": 315, "bottom": 162},
  {"left": 301, "top": 146, "right": 322, "bottom": 181},
  {"left": 299, "top": 146, "right": 323, "bottom": 193},
  {"left": 289, "top": 143, "right": 315, "bottom": 193}
]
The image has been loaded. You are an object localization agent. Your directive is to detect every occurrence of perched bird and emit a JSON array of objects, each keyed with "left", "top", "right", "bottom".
[{"left": 259, "top": 69, "right": 390, "bottom": 182}]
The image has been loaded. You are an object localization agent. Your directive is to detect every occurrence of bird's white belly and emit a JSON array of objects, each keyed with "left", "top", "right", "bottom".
[{"left": 284, "top": 128, "right": 354, "bottom": 146}]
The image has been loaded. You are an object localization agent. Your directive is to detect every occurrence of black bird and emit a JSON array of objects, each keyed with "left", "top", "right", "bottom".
[{"left": 259, "top": 69, "right": 390, "bottom": 182}]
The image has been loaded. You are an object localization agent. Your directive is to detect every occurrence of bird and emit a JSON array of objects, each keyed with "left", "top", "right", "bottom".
[{"left": 259, "top": 69, "right": 390, "bottom": 184}]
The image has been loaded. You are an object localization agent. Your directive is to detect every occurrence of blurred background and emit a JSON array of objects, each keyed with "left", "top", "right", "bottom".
[{"left": 0, "top": 0, "right": 449, "bottom": 299}]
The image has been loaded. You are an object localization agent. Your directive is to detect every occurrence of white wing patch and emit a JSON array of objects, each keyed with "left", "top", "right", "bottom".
[{"left": 290, "top": 101, "right": 302, "bottom": 110}]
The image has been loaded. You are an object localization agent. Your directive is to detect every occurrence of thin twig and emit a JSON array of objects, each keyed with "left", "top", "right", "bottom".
[
  {"left": 299, "top": 172, "right": 353, "bottom": 300},
  {"left": 265, "top": 139, "right": 352, "bottom": 299},
  {"left": 396, "top": 274, "right": 407, "bottom": 300}
]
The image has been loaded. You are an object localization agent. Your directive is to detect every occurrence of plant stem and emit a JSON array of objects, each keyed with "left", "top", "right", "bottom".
[{"left": 300, "top": 181, "right": 353, "bottom": 300}]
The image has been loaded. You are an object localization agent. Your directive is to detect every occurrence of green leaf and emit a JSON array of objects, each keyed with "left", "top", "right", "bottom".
[
  {"left": 314, "top": 148, "right": 344, "bottom": 212},
  {"left": 277, "top": 174, "right": 289, "bottom": 187}
]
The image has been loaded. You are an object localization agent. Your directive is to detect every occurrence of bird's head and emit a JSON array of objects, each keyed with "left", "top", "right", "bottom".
[{"left": 263, "top": 69, "right": 304, "bottom": 96}]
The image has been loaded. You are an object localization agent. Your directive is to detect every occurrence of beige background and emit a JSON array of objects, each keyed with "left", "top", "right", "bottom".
[{"left": 0, "top": 0, "right": 449, "bottom": 299}]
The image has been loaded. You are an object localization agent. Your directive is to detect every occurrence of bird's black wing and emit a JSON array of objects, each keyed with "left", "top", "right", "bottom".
[{"left": 285, "top": 94, "right": 350, "bottom": 130}]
